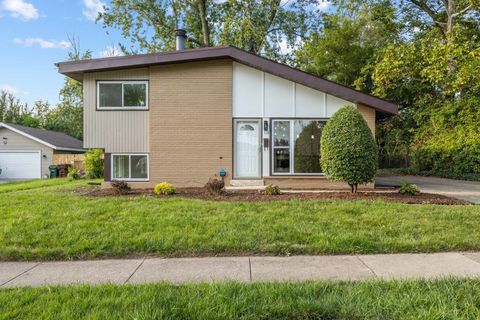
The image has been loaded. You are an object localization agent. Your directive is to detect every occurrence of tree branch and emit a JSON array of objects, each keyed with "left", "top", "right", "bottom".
[
  {"left": 409, "top": 0, "right": 446, "bottom": 35},
  {"left": 451, "top": 4, "right": 474, "bottom": 18}
]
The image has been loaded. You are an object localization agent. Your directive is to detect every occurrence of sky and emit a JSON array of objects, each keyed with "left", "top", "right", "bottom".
[
  {"left": 0, "top": 0, "right": 332, "bottom": 107},
  {"left": 0, "top": 0, "right": 123, "bottom": 106}
]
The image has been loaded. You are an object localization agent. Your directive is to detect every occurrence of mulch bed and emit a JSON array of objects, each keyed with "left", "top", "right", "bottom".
[{"left": 83, "top": 187, "right": 470, "bottom": 205}]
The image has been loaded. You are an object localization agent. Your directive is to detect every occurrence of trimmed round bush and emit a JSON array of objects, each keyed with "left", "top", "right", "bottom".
[
  {"left": 320, "top": 105, "right": 378, "bottom": 193},
  {"left": 154, "top": 182, "right": 176, "bottom": 195}
]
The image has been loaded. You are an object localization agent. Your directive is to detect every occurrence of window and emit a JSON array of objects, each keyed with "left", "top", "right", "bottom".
[
  {"left": 272, "top": 119, "right": 325, "bottom": 175},
  {"left": 112, "top": 154, "right": 149, "bottom": 180},
  {"left": 98, "top": 81, "right": 148, "bottom": 109}
]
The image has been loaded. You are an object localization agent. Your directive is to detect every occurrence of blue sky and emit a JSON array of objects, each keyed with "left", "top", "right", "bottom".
[
  {"left": 0, "top": 0, "right": 122, "bottom": 106},
  {"left": 0, "top": 0, "right": 332, "bottom": 107}
]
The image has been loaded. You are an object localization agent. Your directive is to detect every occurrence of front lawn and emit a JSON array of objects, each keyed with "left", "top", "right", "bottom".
[
  {"left": 1, "top": 279, "right": 480, "bottom": 319},
  {"left": 1, "top": 179, "right": 480, "bottom": 260}
]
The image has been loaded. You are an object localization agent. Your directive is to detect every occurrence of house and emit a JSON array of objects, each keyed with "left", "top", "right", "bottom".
[
  {"left": 56, "top": 31, "right": 398, "bottom": 189},
  {"left": 0, "top": 123, "right": 85, "bottom": 179}
]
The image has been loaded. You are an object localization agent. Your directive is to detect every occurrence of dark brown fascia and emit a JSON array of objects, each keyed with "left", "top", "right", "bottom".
[{"left": 56, "top": 46, "right": 399, "bottom": 115}]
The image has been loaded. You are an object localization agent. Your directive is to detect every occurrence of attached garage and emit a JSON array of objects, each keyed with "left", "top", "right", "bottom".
[{"left": 0, "top": 123, "right": 85, "bottom": 180}]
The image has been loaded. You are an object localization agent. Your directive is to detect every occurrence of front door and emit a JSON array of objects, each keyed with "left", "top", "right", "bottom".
[{"left": 234, "top": 120, "right": 261, "bottom": 178}]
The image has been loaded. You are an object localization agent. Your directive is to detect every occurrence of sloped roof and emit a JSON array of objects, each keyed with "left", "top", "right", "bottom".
[
  {"left": 56, "top": 46, "right": 399, "bottom": 115},
  {"left": 0, "top": 122, "right": 85, "bottom": 151}
]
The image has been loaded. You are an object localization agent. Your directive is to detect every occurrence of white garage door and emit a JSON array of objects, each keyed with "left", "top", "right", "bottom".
[{"left": 0, "top": 151, "right": 41, "bottom": 179}]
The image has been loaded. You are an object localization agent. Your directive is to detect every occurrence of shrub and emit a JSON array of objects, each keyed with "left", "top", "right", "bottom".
[
  {"left": 399, "top": 182, "right": 420, "bottom": 195},
  {"left": 67, "top": 168, "right": 81, "bottom": 181},
  {"left": 111, "top": 180, "right": 131, "bottom": 194},
  {"left": 410, "top": 127, "right": 480, "bottom": 176},
  {"left": 264, "top": 184, "right": 281, "bottom": 195},
  {"left": 154, "top": 182, "right": 176, "bottom": 195},
  {"left": 205, "top": 178, "right": 225, "bottom": 195},
  {"left": 85, "top": 149, "right": 104, "bottom": 179},
  {"left": 320, "top": 106, "right": 378, "bottom": 193}
]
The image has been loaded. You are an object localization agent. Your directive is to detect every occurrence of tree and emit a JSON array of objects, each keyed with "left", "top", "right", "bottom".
[
  {"left": 0, "top": 90, "right": 37, "bottom": 126},
  {"left": 403, "top": 0, "right": 480, "bottom": 38},
  {"left": 100, "top": 0, "right": 321, "bottom": 58},
  {"left": 45, "top": 37, "right": 92, "bottom": 139},
  {"left": 295, "top": 0, "right": 399, "bottom": 90},
  {"left": 320, "top": 106, "right": 377, "bottom": 193}
]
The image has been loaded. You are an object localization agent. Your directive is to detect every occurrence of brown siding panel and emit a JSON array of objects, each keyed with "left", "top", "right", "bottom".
[
  {"left": 149, "top": 60, "right": 233, "bottom": 187},
  {"left": 357, "top": 104, "right": 376, "bottom": 136},
  {"left": 104, "top": 153, "right": 111, "bottom": 182}
]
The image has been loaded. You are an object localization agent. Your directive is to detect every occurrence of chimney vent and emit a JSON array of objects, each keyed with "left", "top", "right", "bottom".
[{"left": 174, "top": 29, "right": 187, "bottom": 50}]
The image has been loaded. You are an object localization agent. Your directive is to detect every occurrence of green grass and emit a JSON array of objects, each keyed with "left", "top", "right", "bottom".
[
  {"left": 1, "top": 179, "right": 480, "bottom": 260},
  {"left": 1, "top": 279, "right": 480, "bottom": 319}
]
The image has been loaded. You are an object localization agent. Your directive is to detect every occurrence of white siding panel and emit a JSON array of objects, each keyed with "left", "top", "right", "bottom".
[
  {"left": 295, "top": 84, "right": 326, "bottom": 117},
  {"left": 326, "top": 94, "right": 353, "bottom": 117},
  {"left": 264, "top": 73, "right": 294, "bottom": 117},
  {"left": 83, "top": 68, "right": 149, "bottom": 153},
  {"left": 232, "top": 62, "right": 263, "bottom": 117}
]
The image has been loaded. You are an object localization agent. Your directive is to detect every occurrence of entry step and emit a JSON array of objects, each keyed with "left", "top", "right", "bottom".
[{"left": 230, "top": 180, "right": 264, "bottom": 187}]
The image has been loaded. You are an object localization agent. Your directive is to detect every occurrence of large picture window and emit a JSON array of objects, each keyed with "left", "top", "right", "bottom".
[
  {"left": 97, "top": 81, "right": 148, "bottom": 109},
  {"left": 272, "top": 119, "right": 325, "bottom": 175},
  {"left": 112, "top": 154, "right": 149, "bottom": 180}
]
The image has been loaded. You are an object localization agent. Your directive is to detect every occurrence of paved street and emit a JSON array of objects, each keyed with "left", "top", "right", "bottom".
[
  {"left": 376, "top": 175, "right": 480, "bottom": 203},
  {"left": 2, "top": 252, "right": 480, "bottom": 287}
]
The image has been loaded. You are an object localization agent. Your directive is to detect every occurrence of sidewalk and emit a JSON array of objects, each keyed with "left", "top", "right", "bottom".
[{"left": 2, "top": 252, "right": 480, "bottom": 288}]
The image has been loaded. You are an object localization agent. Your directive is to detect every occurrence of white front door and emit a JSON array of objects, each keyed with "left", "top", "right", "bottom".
[
  {"left": 0, "top": 151, "right": 41, "bottom": 179},
  {"left": 235, "top": 120, "right": 261, "bottom": 178}
]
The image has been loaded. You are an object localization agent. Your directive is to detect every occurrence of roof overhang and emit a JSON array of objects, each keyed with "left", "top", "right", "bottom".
[
  {"left": 56, "top": 46, "right": 399, "bottom": 115},
  {"left": 0, "top": 122, "right": 86, "bottom": 152}
]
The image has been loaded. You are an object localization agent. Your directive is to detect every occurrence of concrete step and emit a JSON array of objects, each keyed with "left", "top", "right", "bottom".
[{"left": 230, "top": 179, "right": 264, "bottom": 187}]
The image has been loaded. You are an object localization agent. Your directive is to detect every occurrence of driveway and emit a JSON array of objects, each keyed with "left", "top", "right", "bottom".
[{"left": 376, "top": 175, "right": 480, "bottom": 204}]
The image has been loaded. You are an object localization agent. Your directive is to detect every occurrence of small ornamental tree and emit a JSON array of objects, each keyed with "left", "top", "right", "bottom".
[{"left": 320, "top": 106, "right": 378, "bottom": 193}]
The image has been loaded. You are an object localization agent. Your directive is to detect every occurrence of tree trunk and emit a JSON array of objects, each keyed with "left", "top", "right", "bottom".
[{"left": 197, "top": 0, "right": 210, "bottom": 47}]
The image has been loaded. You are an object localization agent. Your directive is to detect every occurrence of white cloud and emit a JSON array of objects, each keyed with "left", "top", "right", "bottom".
[
  {"left": 14, "top": 37, "right": 71, "bottom": 49},
  {"left": 82, "top": 0, "right": 105, "bottom": 22},
  {"left": 317, "top": 0, "right": 331, "bottom": 11},
  {"left": 0, "top": 84, "right": 18, "bottom": 94},
  {"left": 98, "top": 45, "right": 124, "bottom": 58},
  {"left": 1, "top": 0, "right": 38, "bottom": 20}
]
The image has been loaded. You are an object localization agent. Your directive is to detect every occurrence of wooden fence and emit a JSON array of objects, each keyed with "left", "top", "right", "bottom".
[{"left": 53, "top": 154, "right": 85, "bottom": 170}]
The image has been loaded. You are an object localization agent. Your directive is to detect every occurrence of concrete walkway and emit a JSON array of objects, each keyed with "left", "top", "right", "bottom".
[
  {"left": 376, "top": 175, "right": 480, "bottom": 204},
  {"left": 2, "top": 252, "right": 480, "bottom": 287}
]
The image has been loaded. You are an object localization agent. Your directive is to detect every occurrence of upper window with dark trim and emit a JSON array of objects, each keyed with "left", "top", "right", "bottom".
[{"left": 97, "top": 81, "right": 148, "bottom": 110}]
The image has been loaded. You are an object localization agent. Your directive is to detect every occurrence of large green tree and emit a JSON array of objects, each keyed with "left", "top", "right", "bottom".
[
  {"left": 295, "top": 0, "right": 399, "bottom": 90},
  {"left": 0, "top": 91, "right": 36, "bottom": 126},
  {"left": 100, "top": 0, "right": 322, "bottom": 58},
  {"left": 44, "top": 40, "right": 92, "bottom": 139}
]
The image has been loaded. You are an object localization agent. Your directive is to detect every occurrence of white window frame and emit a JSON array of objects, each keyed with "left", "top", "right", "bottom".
[
  {"left": 97, "top": 80, "right": 149, "bottom": 110},
  {"left": 271, "top": 119, "right": 326, "bottom": 176},
  {"left": 111, "top": 153, "right": 149, "bottom": 181}
]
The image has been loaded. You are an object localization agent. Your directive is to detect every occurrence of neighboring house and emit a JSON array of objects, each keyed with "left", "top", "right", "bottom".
[
  {"left": 0, "top": 123, "right": 85, "bottom": 179},
  {"left": 56, "top": 32, "right": 398, "bottom": 189}
]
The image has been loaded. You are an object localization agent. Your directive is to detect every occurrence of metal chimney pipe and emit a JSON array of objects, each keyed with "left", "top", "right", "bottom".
[{"left": 174, "top": 29, "right": 187, "bottom": 50}]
